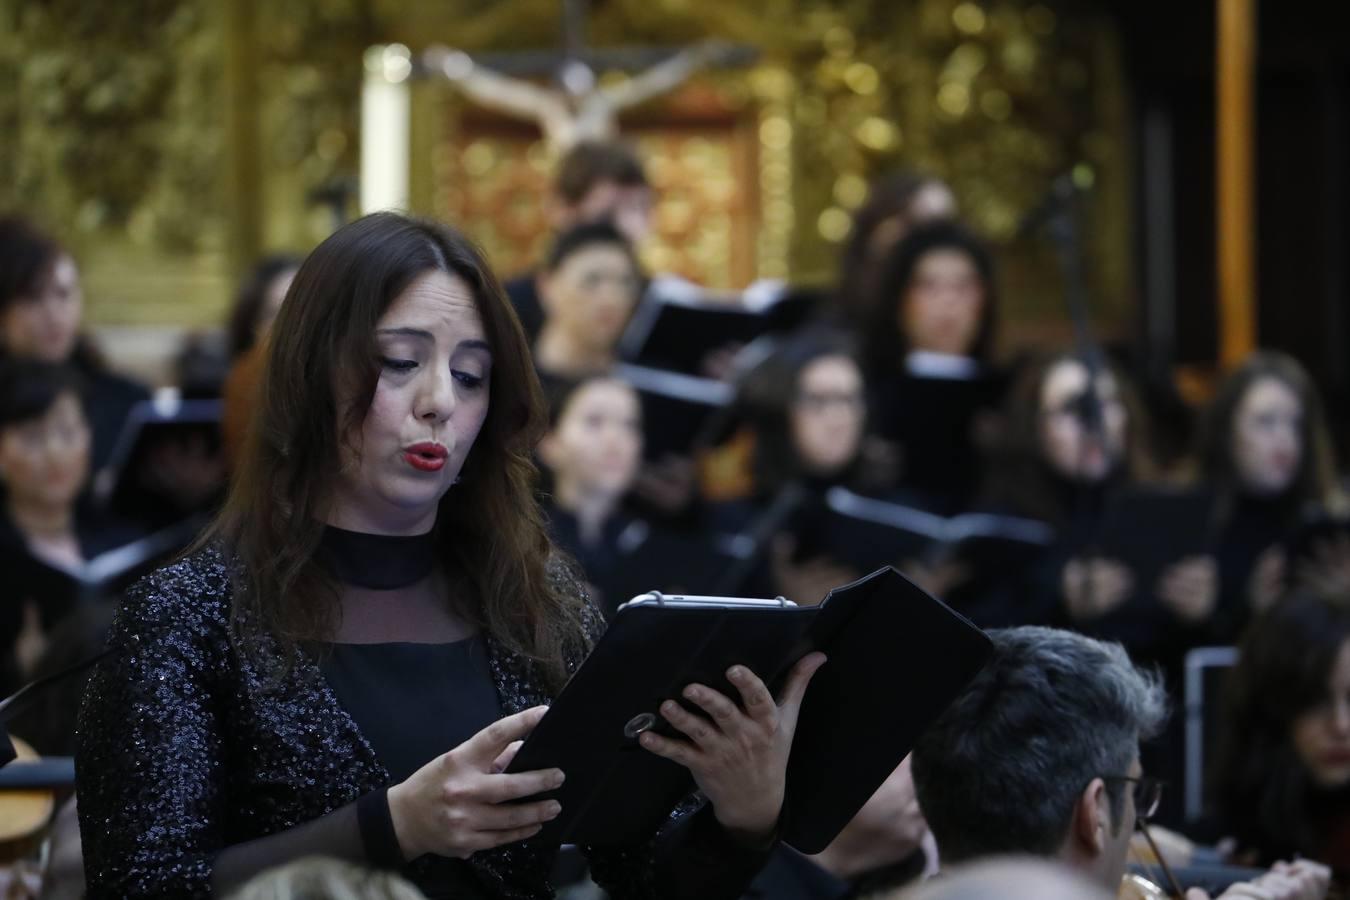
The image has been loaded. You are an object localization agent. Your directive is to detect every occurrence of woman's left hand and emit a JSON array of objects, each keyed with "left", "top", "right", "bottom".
[{"left": 639, "top": 652, "right": 828, "bottom": 845}]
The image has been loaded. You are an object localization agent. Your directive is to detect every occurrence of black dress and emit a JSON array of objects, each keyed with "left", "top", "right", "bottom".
[{"left": 76, "top": 528, "right": 771, "bottom": 898}]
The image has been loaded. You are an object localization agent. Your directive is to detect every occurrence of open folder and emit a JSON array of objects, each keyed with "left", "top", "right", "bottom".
[
  {"left": 92, "top": 395, "right": 222, "bottom": 515},
  {"left": 793, "top": 487, "right": 1055, "bottom": 573},
  {"left": 613, "top": 363, "right": 733, "bottom": 461},
  {"left": 506, "top": 566, "right": 992, "bottom": 851},
  {"left": 618, "top": 281, "right": 817, "bottom": 375},
  {"left": 9, "top": 518, "right": 202, "bottom": 614}
]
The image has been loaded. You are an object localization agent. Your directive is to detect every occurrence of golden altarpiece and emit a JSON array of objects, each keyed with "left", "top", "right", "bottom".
[{"left": 0, "top": 0, "right": 1132, "bottom": 355}]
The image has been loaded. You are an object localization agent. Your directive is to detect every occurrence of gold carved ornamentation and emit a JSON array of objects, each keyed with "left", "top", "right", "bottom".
[{"left": 2, "top": 0, "right": 1131, "bottom": 339}]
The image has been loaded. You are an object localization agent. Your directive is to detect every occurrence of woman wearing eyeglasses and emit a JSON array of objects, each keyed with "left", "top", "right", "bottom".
[
  {"left": 963, "top": 350, "right": 1155, "bottom": 629},
  {"left": 702, "top": 329, "right": 875, "bottom": 604}
]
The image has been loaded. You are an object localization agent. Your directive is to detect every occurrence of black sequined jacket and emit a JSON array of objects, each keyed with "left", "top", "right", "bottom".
[{"left": 76, "top": 544, "right": 768, "bottom": 898}]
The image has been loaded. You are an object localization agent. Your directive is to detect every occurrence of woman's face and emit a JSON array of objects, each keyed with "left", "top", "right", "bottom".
[
  {"left": 1232, "top": 376, "right": 1303, "bottom": 497},
  {"left": 540, "top": 244, "right": 639, "bottom": 356},
  {"left": 1, "top": 254, "right": 83, "bottom": 363},
  {"left": 790, "top": 355, "right": 866, "bottom": 476},
  {"left": 0, "top": 391, "right": 91, "bottom": 512},
  {"left": 1038, "top": 359, "right": 1128, "bottom": 483},
  {"left": 1292, "top": 639, "right": 1350, "bottom": 789},
  {"left": 899, "top": 247, "right": 985, "bottom": 356},
  {"left": 330, "top": 269, "right": 492, "bottom": 535},
  {"left": 542, "top": 379, "right": 643, "bottom": 501}
]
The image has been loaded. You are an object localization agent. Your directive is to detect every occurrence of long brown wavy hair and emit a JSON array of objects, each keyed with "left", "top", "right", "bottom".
[
  {"left": 1195, "top": 350, "right": 1343, "bottom": 527},
  {"left": 1215, "top": 589, "right": 1350, "bottom": 865},
  {"left": 204, "top": 212, "right": 587, "bottom": 690},
  {"left": 979, "top": 349, "right": 1155, "bottom": 526}
]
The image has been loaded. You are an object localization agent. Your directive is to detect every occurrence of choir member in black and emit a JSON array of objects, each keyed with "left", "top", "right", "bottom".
[
  {"left": 1035, "top": 355, "right": 1219, "bottom": 674},
  {"left": 539, "top": 375, "right": 742, "bottom": 619},
  {"left": 1188, "top": 351, "right": 1346, "bottom": 644},
  {"left": 533, "top": 221, "right": 641, "bottom": 390},
  {"left": 0, "top": 216, "right": 148, "bottom": 476},
  {"left": 706, "top": 330, "right": 872, "bottom": 604},
  {"left": 1215, "top": 589, "right": 1350, "bottom": 887},
  {"left": 984, "top": 352, "right": 1216, "bottom": 825},
  {"left": 532, "top": 222, "right": 699, "bottom": 522},
  {"left": 833, "top": 171, "right": 956, "bottom": 331},
  {"left": 860, "top": 220, "right": 1001, "bottom": 513},
  {"left": 537, "top": 374, "right": 644, "bottom": 616},
  {"left": 504, "top": 140, "right": 652, "bottom": 342},
  {"left": 974, "top": 351, "right": 1154, "bottom": 628},
  {"left": 0, "top": 359, "right": 136, "bottom": 695},
  {"left": 76, "top": 212, "right": 824, "bottom": 899}
]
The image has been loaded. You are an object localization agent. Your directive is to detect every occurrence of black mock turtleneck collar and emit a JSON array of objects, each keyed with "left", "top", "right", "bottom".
[{"left": 315, "top": 524, "right": 438, "bottom": 590}]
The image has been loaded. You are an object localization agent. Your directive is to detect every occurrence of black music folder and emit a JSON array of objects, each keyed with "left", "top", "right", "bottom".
[
  {"left": 1096, "top": 486, "right": 1216, "bottom": 585},
  {"left": 8, "top": 521, "right": 197, "bottom": 613},
  {"left": 1075, "top": 486, "right": 1218, "bottom": 656},
  {"left": 618, "top": 281, "right": 816, "bottom": 375},
  {"left": 614, "top": 363, "right": 733, "bottom": 460},
  {"left": 506, "top": 566, "right": 992, "bottom": 851},
  {"left": 92, "top": 395, "right": 222, "bottom": 514},
  {"left": 792, "top": 487, "right": 1054, "bottom": 575}
]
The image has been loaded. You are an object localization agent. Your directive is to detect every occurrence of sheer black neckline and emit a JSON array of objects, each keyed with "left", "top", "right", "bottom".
[{"left": 315, "top": 524, "right": 437, "bottom": 590}]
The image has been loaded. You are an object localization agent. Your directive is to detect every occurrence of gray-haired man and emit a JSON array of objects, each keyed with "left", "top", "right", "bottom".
[{"left": 910, "top": 626, "right": 1329, "bottom": 900}]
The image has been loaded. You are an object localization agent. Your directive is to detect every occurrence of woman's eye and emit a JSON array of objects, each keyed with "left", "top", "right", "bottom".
[
  {"left": 453, "top": 370, "right": 485, "bottom": 389},
  {"left": 381, "top": 357, "right": 417, "bottom": 373}
]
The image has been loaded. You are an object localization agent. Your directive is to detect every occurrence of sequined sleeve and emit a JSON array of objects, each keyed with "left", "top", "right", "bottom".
[
  {"left": 551, "top": 559, "right": 775, "bottom": 899},
  {"left": 76, "top": 551, "right": 234, "bottom": 898}
]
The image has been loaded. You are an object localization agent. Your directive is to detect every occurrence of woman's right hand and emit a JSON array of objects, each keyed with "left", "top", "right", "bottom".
[{"left": 387, "top": 705, "right": 565, "bottom": 860}]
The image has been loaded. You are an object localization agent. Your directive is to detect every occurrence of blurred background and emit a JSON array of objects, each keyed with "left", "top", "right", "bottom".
[{"left": 2, "top": 0, "right": 1345, "bottom": 443}]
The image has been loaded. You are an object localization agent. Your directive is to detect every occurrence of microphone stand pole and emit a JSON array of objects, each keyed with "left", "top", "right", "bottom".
[{"left": 1025, "top": 175, "right": 1108, "bottom": 613}]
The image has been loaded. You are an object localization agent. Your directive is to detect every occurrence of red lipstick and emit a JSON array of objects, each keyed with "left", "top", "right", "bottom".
[{"left": 404, "top": 442, "right": 449, "bottom": 472}]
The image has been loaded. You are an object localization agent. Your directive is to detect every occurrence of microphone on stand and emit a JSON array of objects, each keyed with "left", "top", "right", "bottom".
[
  {"left": 1017, "top": 169, "right": 1112, "bottom": 595},
  {"left": 1015, "top": 169, "right": 1103, "bottom": 407}
]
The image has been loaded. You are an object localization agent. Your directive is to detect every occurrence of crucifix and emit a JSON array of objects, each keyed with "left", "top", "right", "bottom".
[{"left": 420, "top": 0, "right": 758, "bottom": 152}]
